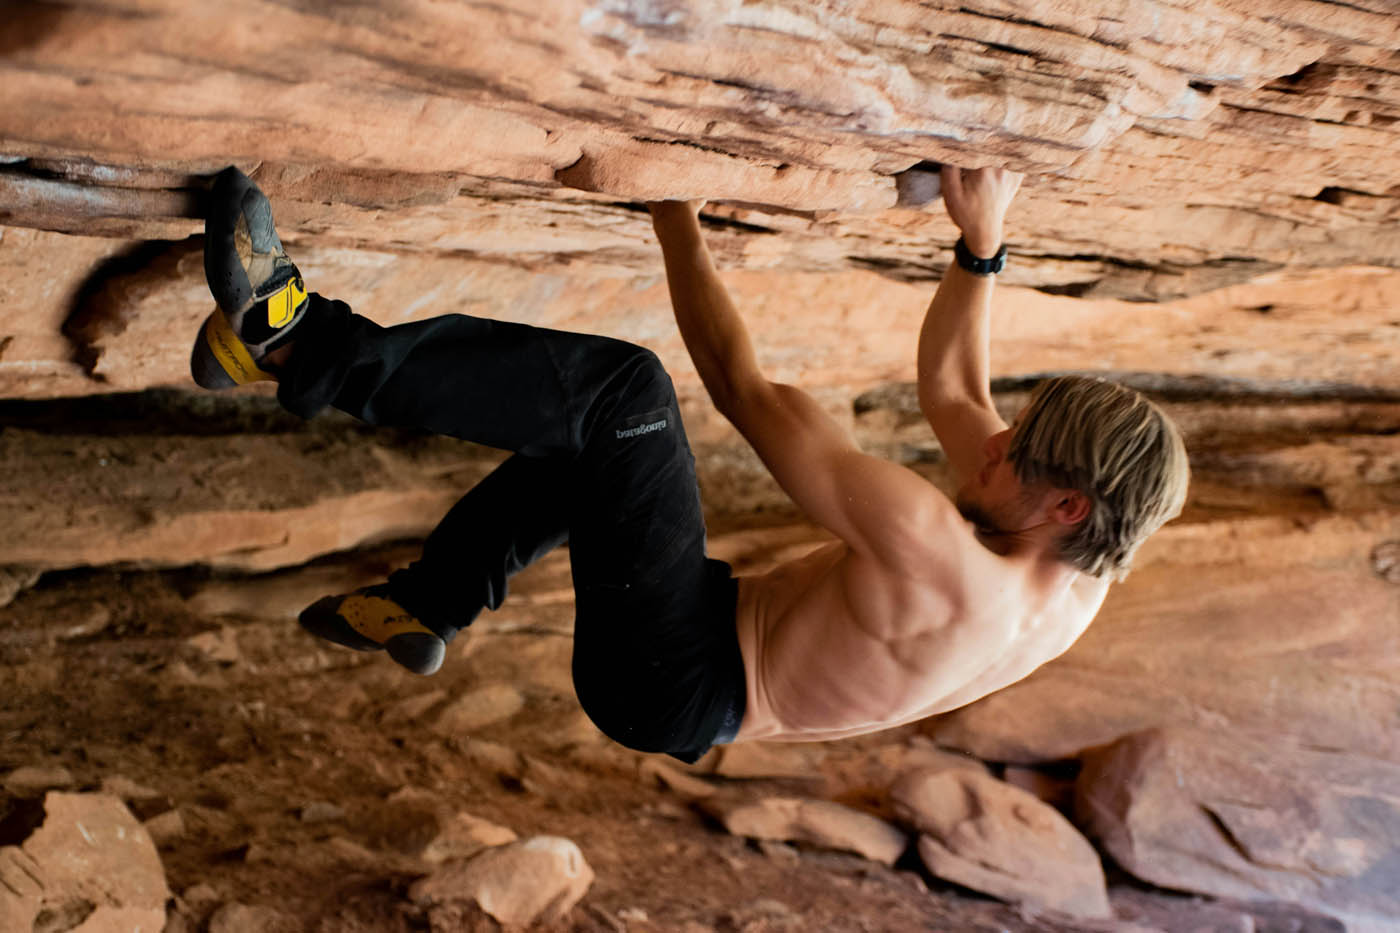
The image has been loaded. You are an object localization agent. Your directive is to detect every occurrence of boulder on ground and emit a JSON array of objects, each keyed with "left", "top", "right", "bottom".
[
  {"left": 1076, "top": 726, "right": 1400, "bottom": 930},
  {"left": 0, "top": 791, "right": 170, "bottom": 932},
  {"left": 409, "top": 835, "right": 594, "bottom": 927},
  {"left": 892, "top": 768, "right": 1109, "bottom": 918}
]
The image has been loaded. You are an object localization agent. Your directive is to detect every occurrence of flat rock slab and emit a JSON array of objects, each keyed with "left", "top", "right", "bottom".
[
  {"left": 1109, "top": 886, "right": 1346, "bottom": 933},
  {"left": 700, "top": 741, "right": 828, "bottom": 780},
  {"left": 3, "top": 764, "right": 75, "bottom": 796},
  {"left": 1076, "top": 726, "right": 1400, "bottom": 931},
  {"left": 892, "top": 768, "right": 1110, "bottom": 918},
  {"left": 703, "top": 795, "right": 908, "bottom": 867}
]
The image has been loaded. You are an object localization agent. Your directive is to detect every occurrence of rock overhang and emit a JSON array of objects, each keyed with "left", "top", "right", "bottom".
[{"left": 1, "top": 0, "right": 1398, "bottom": 303}]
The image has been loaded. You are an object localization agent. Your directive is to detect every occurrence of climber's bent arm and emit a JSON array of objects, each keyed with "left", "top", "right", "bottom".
[
  {"left": 917, "top": 165, "right": 1023, "bottom": 485},
  {"left": 918, "top": 261, "right": 1006, "bottom": 484}
]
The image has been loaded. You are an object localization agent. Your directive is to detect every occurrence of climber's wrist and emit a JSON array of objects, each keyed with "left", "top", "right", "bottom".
[{"left": 960, "top": 225, "right": 1003, "bottom": 260}]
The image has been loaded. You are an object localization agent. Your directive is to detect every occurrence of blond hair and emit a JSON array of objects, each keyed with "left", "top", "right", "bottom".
[{"left": 1008, "top": 375, "right": 1189, "bottom": 579}]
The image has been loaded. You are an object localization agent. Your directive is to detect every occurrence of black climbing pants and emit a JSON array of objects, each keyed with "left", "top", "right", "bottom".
[{"left": 276, "top": 295, "right": 745, "bottom": 763}]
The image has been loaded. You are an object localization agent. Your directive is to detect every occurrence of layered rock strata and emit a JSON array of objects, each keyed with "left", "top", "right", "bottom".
[
  {"left": 7, "top": 223, "right": 1400, "bottom": 403},
  {"left": 1, "top": 0, "right": 1398, "bottom": 326}
]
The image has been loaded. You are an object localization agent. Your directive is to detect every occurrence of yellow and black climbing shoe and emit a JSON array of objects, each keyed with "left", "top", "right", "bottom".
[
  {"left": 298, "top": 585, "right": 447, "bottom": 676},
  {"left": 191, "top": 166, "right": 310, "bottom": 389}
]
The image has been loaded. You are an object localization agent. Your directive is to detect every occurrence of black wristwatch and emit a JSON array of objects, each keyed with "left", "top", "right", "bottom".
[{"left": 954, "top": 236, "right": 1008, "bottom": 276}]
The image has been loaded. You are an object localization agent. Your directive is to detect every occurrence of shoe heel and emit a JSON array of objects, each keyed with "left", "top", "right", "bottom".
[{"left": 190, "top": 309, "right": 273, "bottom": 389}]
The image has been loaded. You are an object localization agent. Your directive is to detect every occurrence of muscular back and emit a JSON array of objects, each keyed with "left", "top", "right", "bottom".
[{"left": 732, "top": 517, "right": 1110, "bottom": 743}]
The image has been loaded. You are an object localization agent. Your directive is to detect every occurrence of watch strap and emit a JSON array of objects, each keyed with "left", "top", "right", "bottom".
[{"left": 954, "top": 236, "right": 1007, "bottom": 276}]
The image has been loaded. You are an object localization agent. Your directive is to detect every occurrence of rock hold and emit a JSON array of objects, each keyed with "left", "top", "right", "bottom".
[
  {"left": 554, "top": 140, "right": 897, "bottom": 212},
  {"left": 0, "top": 565, "right": 40, "bottom": 609}
]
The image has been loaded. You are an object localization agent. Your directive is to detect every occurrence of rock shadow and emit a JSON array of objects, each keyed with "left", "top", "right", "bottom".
[
  {"left": 0, "top": 1, "right": 82, "bottom": 57},
  {"left": 61, "top": 237, "right": 202, "bottom": 378}
]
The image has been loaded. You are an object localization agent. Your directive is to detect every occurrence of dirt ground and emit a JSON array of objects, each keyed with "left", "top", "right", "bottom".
[
  {"left": 0, "top": 549, "right": 1078, "bottom": 932},
  {"left": 0, "top": 548, "right": 1353, "bottom": 933}
]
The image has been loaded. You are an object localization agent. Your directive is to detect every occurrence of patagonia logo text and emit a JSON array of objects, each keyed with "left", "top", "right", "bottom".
[{"left": 616, "top": 418, "right": 668, "bottom": 439}]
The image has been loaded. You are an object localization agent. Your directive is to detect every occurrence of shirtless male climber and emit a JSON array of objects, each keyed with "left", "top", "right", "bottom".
[{"left": 190, "top": 164, "right": 1188, "bottom": 763}]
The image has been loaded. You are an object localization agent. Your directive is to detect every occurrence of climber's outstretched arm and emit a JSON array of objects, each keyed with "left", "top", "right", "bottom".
[
  {"left": 918, "top": 165, "right": 1023, "bottom": 484},
  {"left": 649, "top": 201, "right": 956, "bottom": 573},
  {"left": 648, "top": 201, "right": 765, "bottom": 421}
]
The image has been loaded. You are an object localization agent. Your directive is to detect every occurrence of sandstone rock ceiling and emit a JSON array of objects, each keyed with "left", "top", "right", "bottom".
[
  {"left": 4, "top": 0, "right": 1400, "bottom": 404},
  {"left": 3, "top": 0, "right": 1399, "bottom": 299}
]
